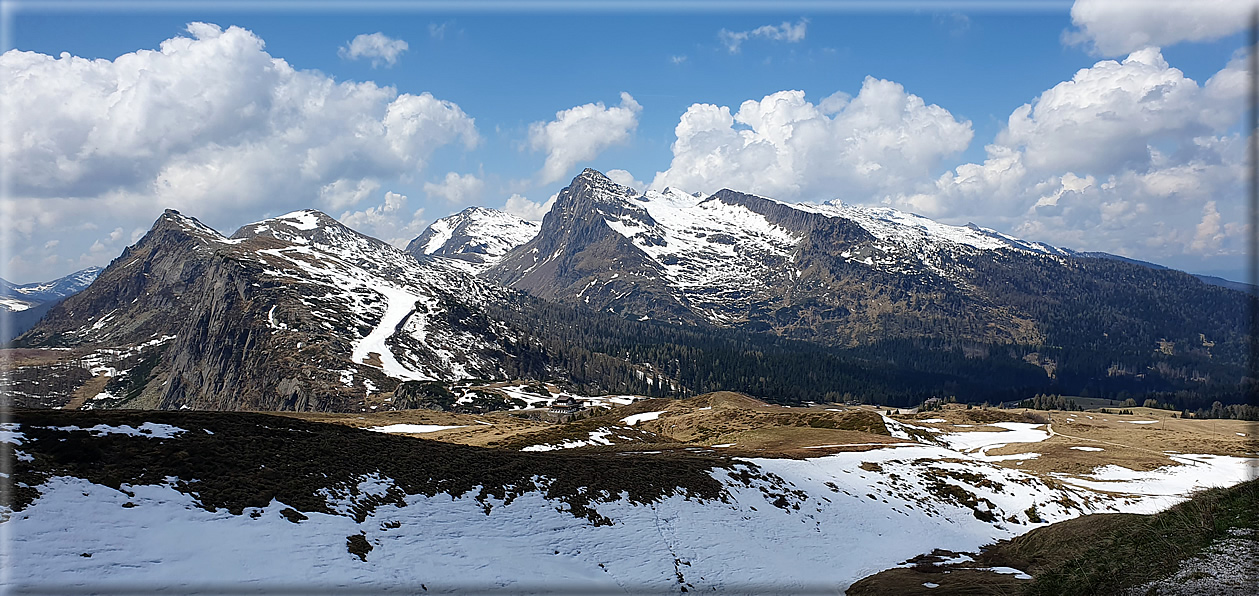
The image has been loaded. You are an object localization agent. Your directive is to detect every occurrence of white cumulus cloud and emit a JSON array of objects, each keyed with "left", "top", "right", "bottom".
[
  {"left": 719, "top": 19, "right": 808, "bottom": 53},
  {"left": 423, "top": 172, "right": 485, "bottom": 204},
  {"left": 339, "top": 32, "right": 409, "bottom": 67},
  {"left": 888, "top": 47, "right": 1248, "bottom": 262},
  {"left": 0, "top": 22, "right": 477, "bottom": 283},
  {"left": 528, "top": 92, "right": 642, "bottom": 185},
  {"left": 338, "top": 191, "right": 427, "bottom": 247},
  {"left": 605, "top": 169, "right": 645, "bottom": 191},
  {"left": 650, "top": 78, "right": 973, "bottom": 201},
  {"left": 1065, "top": 0, "right": 1254, "bottom": 56},
  {"left": 503, "top": 193, "right": 558, "bottom": 222},
  {"left": 319, "top": 178, "right": 381, "bottom": 211}
]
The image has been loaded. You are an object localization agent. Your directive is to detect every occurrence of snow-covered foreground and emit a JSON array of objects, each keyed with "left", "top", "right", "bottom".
[{"left": 6, "top": 436, "right": 1253, "bottom": 593}]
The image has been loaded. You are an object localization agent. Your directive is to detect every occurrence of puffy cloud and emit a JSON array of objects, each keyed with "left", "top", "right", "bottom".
[
  {"left": 1065, "top": 0, "right": 1253, "bottom": 56},
  {"left": 1, "top": 22, "right": 477, "bottom": 282},
  {"left": 338, "top": 32, "right": 409, "bottom": 67},
  {"left": 528, "top": 93, "right": 641, "bottom": 185},
  {"left": 503, "top": 193, "right": 558, "bottom": 222},
  {"left": 1190, "top": 200, "right": 1226, "bottom": 253},
  {"left": 605, "top": 169, "right": 644, "bottom": 191},
  {"left": 338, "top": 191, "right": 427, "bottom": 247},
  {"left": 719, "top": 19, "right": 808, "bottom": 53},
  {"left": 888, "top": 48, "right": 1248, "bottom": 261},
  {"left": 423, "top": 172, "right": 485, "bottom": 204},
  {"left": 319, "top": 178, "right": 381, "bottom": 211},
  {"left": 650, "top": 78, "right": 973, "bottom": 201},
  {"left": 999, "top": 48, "right": 1242, "bottom": 174}
]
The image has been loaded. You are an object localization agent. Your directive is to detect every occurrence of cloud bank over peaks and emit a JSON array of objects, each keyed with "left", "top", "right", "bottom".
[
  {"left": 889, "top": 47, "right": 1248, "bottom": 261},
  {"left": 1, "top": 22, "right": 477, "bottom": 282},
  {"left": 423, "top": 172, "right": 485, "bottom": 204},
  {"left": 649, "top": 77, "right": 973, "bottom": 201},
  {"left": 339, "top": 191, "right": 427, "bottom": 248},
  {"left": 1065, "top": 0, "right": 1254, "bottom": 56},
  {"left": 528, "top": 92, "right": 642, "bottom": 185}
]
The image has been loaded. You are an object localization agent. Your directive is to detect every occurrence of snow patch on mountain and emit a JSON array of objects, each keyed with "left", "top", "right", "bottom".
[{"left": 350, "top": 285, "right": 433, "bottom": 381}]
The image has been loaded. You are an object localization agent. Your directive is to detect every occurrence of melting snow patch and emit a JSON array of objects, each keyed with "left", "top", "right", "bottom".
[
  {"left": 1124, "top": 420, "right": 1158, "bottom": 425},
  {"left": 920, "top": 418, "right": 946, "bottom": 423},
  {"left": 1053, "top": 454, "right": 1258, "bottom": 512},
  {"left": 1071, "top": 446, "right": 1104, "bottom": 452},
  {"left": 521, "top": 429, "right": 617, "bottom": 451},
  {"left": 351, "top": 285, "right": 431, "bottom": 382},
  {"left": 711, "top": 443, "right": 736, "bottom": 448},
  {"left": 989, "top": 567, "right": 1033, "bottom": 580},
  {"left": 621, "top": 411, "right": 665, "bottom": 426},
  {"left": 366, "top": 424, "right": 465, "bottom": 434},
  {"left": 923, "top": 582, "right": 940, "bottom": 588},
  {"left": 1, "top": 422, "right": 25, "bottom": 444},
  {"left": 43, "top": 423, "right": 186, "bottom": 438}
]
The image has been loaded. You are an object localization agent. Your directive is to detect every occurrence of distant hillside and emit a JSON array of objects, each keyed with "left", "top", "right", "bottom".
[{"left": 1, "top": 266, "right": 101, "bottom": 342}]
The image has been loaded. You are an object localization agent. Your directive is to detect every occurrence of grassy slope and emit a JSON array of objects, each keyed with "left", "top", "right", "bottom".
[
  {"left": 848, "top": 478, "right": 1259, "bottom": 595},
  {"left": 1013, "top": 477, "right": 1258, "bottom": 595}
]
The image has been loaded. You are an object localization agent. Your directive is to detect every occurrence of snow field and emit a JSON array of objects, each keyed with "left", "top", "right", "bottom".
[{"left": 5, "top": 430, "right": 1257, "bottom": 593}]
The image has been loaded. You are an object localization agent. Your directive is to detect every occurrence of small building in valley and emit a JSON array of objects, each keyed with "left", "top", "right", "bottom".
[{"left": 548, "top": 396, "right": 584, "bottom": 413}]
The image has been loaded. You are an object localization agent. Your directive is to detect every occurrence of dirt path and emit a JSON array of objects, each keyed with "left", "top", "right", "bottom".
[{"left": 62, "top": 376, "right": 110, "bottom": 410}]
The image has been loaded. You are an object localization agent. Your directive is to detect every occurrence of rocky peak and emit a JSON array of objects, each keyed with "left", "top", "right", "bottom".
[
  {"left": 144, "top": 209, "right": 229, "bottom": 244},
  {"left": 406, "top": 206, "right": 540, "bottom": 275}
]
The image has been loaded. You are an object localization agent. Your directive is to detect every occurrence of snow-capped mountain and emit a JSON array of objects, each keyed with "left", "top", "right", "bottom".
[
  {"left": 0, "top": 267, "right": 102, "bottom": 313},
  {"left": 13, "top": 209, "right": 559, "bottom": 411},
  {"left": 486, "top": 169, "right": 1247, "bottom": 361},
  {"left": 1, "top": 266, "right": 104, "bottom": 343},
  {"left": 12, "top": 170, "right": 1250, "bottom": 410},
  {"left": 405, "top": 207, "right": 539, "bottom": 274}
]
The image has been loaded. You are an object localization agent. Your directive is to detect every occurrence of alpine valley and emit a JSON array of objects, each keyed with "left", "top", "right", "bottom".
[{"left": 3, "top": 169, "right": 1256, "bottom": 594}]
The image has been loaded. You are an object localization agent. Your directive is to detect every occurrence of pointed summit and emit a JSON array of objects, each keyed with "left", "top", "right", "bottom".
[
  {"left": 406, "top": 206, "right": 539, "bottom": 274},
  {"left": 147, "top": 209, "right": 228, "bottom": 242}
]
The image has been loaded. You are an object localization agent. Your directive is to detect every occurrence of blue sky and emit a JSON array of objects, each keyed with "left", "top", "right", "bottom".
[{"left": 3, "top": 2, "right": 1252, "bottom": 283}]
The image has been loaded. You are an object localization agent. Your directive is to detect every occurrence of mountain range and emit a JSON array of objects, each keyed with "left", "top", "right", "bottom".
[
  {"left": 8, "top": 169, "right": 1250, "bottom": 412},
  {"left": 1, "top": 267, "right": 102, "bottom": 342}
]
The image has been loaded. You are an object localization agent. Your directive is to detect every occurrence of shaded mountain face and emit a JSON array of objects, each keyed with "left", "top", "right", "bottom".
[
  {"left": 486, "top": 169, "right": 1248, "bottom": 373},
  {"left": 14, "top": 210, "right": 557, "bottom": 411},
  {"left": 405, "top": 207, "right": 539, "bottom": 275}
]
